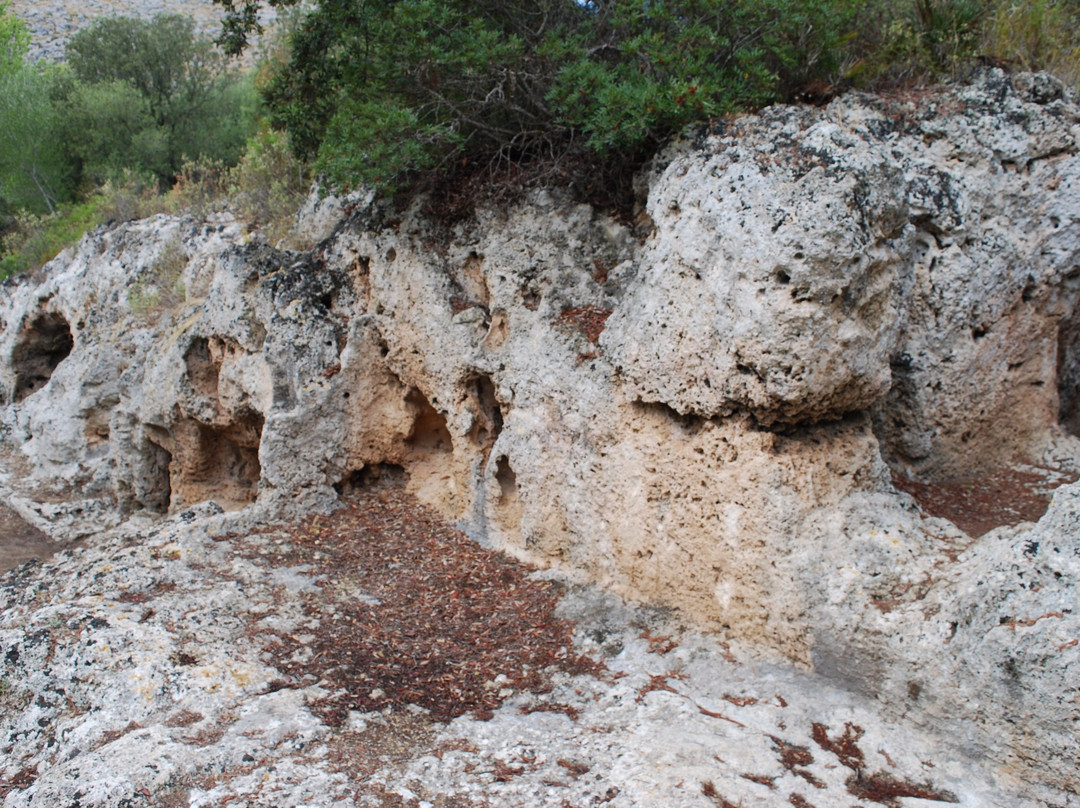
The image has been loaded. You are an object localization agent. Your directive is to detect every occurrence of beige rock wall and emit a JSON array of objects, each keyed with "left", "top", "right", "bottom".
[{"left": 2, "top": 69, "right": 1080, "bottom": 792}]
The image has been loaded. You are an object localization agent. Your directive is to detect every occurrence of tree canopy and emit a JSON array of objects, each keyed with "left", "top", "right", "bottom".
[
  {"left": 63, "top": 14, "right": 257, "bottom": 185},
  {"left": 0, "top": 4, "right": 70, "bottom": 215},
  {"left": 212, "top": 0, "right": 866, "bottom": 200}
]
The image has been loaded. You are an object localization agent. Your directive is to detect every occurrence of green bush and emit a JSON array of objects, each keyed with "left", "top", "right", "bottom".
[
  {"left": 224, "top": 125, "right": 310, "bottom": 243},
  {"left": 62, "top": 14, "right": 259, "bottom": 185},
  {"left": 165, "top": 126, "right": 309, "bottom": 243},
  {"left": 217, "top": 0, "right": 867, "bottom": 197},
  {"left": 213, "top": 0, "right": 1080, "bottom": 207}
]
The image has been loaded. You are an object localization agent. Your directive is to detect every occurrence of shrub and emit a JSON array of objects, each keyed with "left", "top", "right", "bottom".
[
  {"left": 62, "top": 14, "right": 259, "bottom": 185},
  {"left": 217, "top": 0, "right": 868, "bottom": 200},
  {"left": 0, "top": 174, "right": 170, "bottom": 279},
  {"left": 983, "top": 0, "right": 1080, "bottom": 85},
  {"left": 224, "top": 125, "right": 310, "bottom": 243},
  {"left": 0, "top": 200, "right": 102, "bottom": 279},
  {"left": 128, "top": 236, "right": 187, "bottom": 319}
]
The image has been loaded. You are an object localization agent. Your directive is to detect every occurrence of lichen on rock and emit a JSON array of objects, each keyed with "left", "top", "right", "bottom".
[{"left": 2, "top": 69, "right": 1080, "bottom": 799}]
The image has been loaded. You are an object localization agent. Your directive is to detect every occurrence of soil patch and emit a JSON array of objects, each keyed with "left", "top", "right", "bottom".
[
  {"left": 223, "top": 481, "right": 603, "bottom": 726},
  {"left": 0, "top": 503, "right": 55, "bottom": 574}
]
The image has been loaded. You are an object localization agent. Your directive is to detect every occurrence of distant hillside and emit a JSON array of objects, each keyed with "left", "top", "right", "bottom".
[{"left": 8, "top": 0, "right": 273, "bottom": 60}]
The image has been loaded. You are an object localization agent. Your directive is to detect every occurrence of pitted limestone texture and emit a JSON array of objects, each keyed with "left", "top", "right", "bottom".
[{"left": 2, "top": 70, "right": 1080, "bottom": 797}]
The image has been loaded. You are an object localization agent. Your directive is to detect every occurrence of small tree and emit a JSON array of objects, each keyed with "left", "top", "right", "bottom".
[
  {"left": 60, "top": 79, "right": 169, "bottom": 186},
  {"left": 62, "top": 14, "right": 257, "bottom": 184},
  {"left": 0, "top": 0, "right": 29, "bottom": 79}
]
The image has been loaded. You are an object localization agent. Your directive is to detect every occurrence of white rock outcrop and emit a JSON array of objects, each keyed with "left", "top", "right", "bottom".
[{"left": 2, "top": 69, "right": 1080, "bottom": 797}]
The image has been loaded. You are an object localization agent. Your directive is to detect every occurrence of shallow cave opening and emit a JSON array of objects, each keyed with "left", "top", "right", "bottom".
[
  {"left": 12, "top": 310, "right": 74, "bottom": 402},
  {"left": 335, "top": 463, "right": 408, "bottom": 496},
  {"left": 171, "top": 410, "right": 264, "bottom": 510},
  {"left": 876, "top": 323, "right": 1080, "bottom": 537},
  {"left": 400, "top": 387, "right": 461, "bottom": 509},
  {"left": 405, "top": 388, "right": 453, "bottom": 457}
]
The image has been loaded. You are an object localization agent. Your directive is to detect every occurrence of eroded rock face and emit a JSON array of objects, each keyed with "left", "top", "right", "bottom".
[
  {"left": 870, "top": 72, "right": 1080, "bottom": 479},
  {"left": 604, "top": 108, "right": 913, "bottom": 425},
  {"left": 2, "top": 70, "right": 1080, "bottom": 795}
]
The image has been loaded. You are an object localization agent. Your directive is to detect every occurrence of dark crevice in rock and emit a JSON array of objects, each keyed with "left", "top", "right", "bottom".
[
  {"left": 184, "top": 337, "right": 220, "bottom": 401},
  {"left": 632, "top": 399, "right": 714, "bottom": 436},
  {"left": 467, "top": 374, "right": 503, "bottom": 450},
  {"left": 335, "top": 463, "right": 407, "bottom": 495},
  {"left": 1057, "top": 309, "right": 1080, "bottom": 437},
  {"left": 459, "top": 251, "right": 489, "bottom": 309},
  {"left": 144, "top": 437, "right": 174, "bottom": 514},
  {"left": 493, "top": 453, "right": 524, "bottom": 536},
  {"left": 13, "top": 308, "right": 74, "bottom": 402}
]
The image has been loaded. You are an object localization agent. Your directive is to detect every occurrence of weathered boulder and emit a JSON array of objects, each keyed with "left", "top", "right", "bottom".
[
  {"left": 604, "top": 106, "right": 913, "bottom": 425},
  {"left": 869, "top": 72, "right": 1080, "bottom": 479},
  {"left": 2, "top": 69, "right": 1080, "bottom": 796}
]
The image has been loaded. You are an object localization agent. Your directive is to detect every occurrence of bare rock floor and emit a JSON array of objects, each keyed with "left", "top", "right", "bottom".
[{"left": 0, "top": 479, "right": 1066, "bottom": 808}]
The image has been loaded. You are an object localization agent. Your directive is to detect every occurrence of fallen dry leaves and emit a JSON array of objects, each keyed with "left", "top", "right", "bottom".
[
  {"left": 892, "top": 465, "right": 1077, "bottom": 538},
  {"left": 225, "top": 483, "right": 602, "bottom": 725},
  {"left": 556, "top": 306, "right": 612, "bottom": 344}
]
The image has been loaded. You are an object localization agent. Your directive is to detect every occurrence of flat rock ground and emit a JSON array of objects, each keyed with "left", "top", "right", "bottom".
[{"left": 0, "top": 467, "right": 1068, "bottom": 808}]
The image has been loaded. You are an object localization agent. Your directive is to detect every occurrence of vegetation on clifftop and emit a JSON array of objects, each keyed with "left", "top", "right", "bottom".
[
  {"left": 215, "top": 0, "right": 1080, "bottom": 204},
  {"left": 0, "top": 4, "right": 308, "bottom": 277},
  {"left": 2, "top": 0, "right": 1079, "bottom": 277}
]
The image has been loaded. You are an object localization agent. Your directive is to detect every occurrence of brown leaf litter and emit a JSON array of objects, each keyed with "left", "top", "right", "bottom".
[{"left": 223, "top": 483, "right": 603, "bottom": 726}]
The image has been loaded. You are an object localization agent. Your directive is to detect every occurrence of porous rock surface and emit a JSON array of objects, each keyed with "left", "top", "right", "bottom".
[
  {"left": 2, "top": 69, "right": 1080, "bottom": 803},
  {"left": 0, "top": 501, "right": 1050, "bottom": 808}
]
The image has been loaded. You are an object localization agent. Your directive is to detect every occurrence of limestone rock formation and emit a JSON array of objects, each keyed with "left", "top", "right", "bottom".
[{"left": 2, "top": 69, "right": 1080, "bottom": 798}]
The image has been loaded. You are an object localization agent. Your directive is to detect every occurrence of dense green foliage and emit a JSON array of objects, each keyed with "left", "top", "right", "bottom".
[
  {"left": 213, "top": 0, "right": 1080, "bottom": 201},
  {"left": 0, "top": 8, "right": 275, "bottom": 277},
  {"left": 0, "top": 61, "right": 72, "bottom": 215},
  {"left": 214, "top": 0, "right": 863, "bottom": 195},
  {"left": 0, "top": 4, "right": 70, "bottom": 216},
  {"left": 61, "top": 15, "right": 258, "bottom": 185}
]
